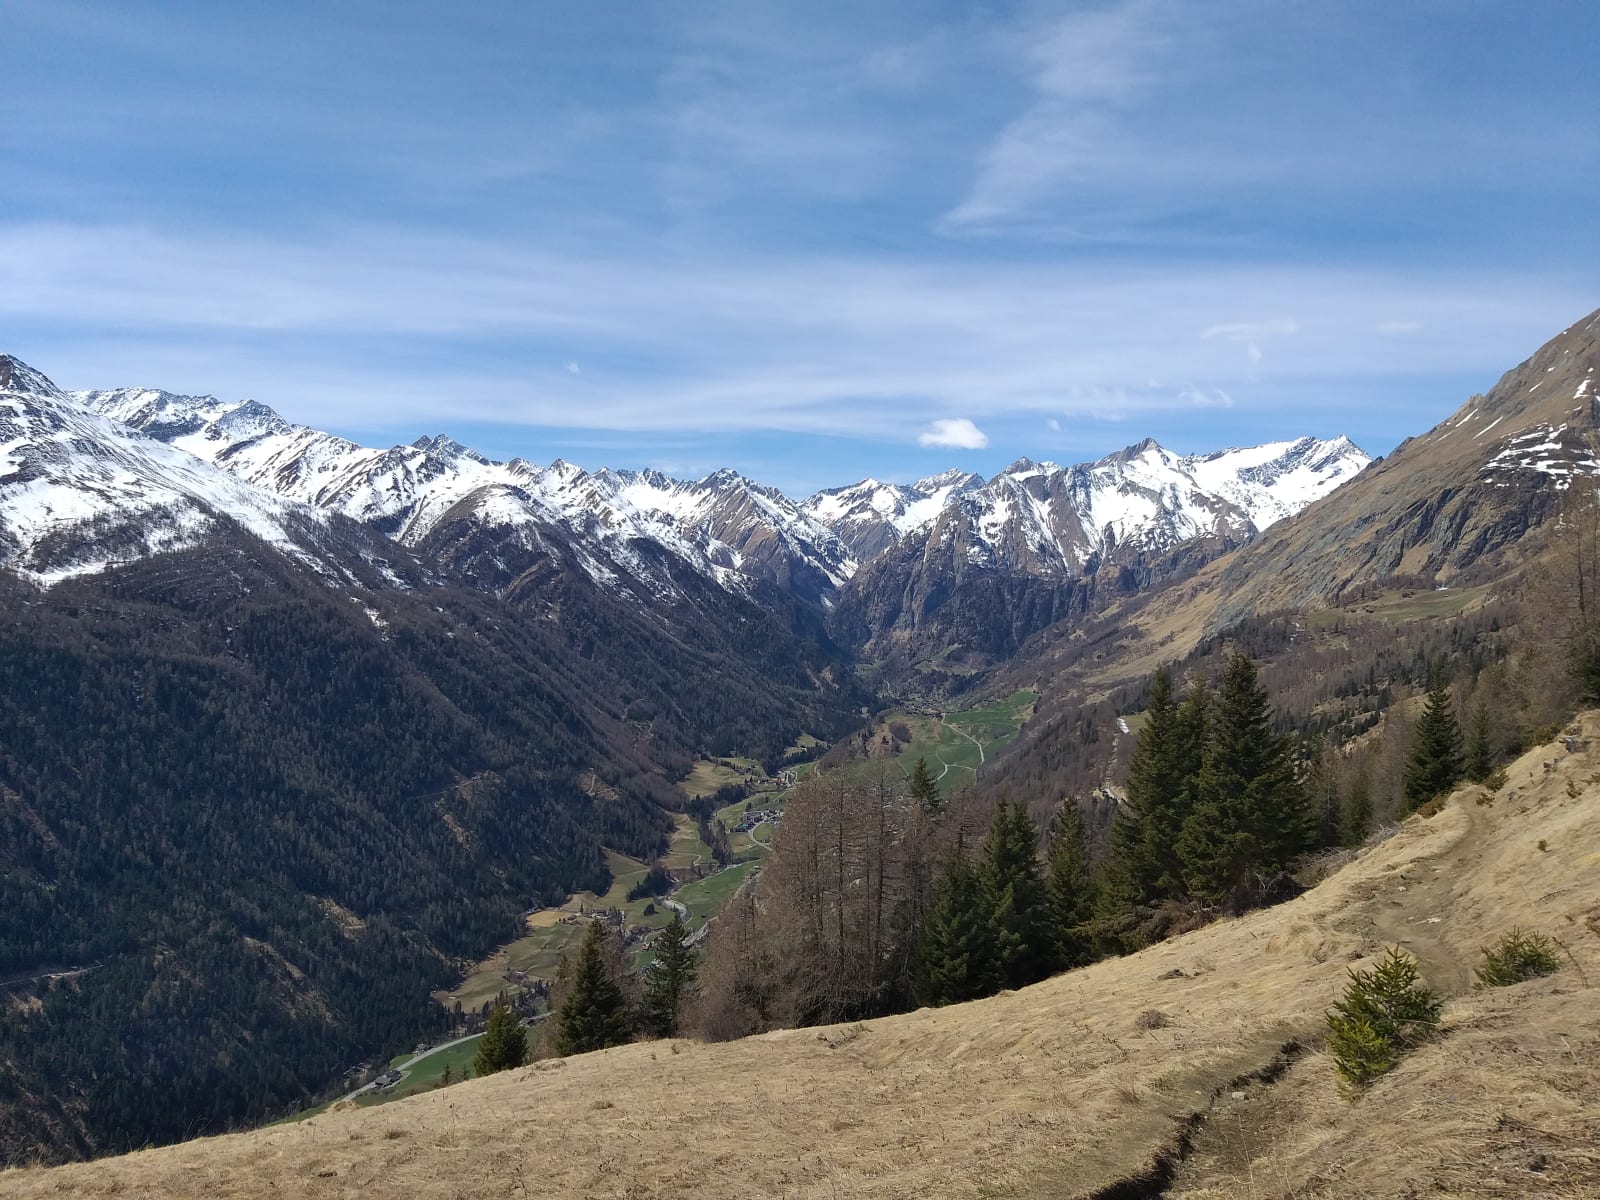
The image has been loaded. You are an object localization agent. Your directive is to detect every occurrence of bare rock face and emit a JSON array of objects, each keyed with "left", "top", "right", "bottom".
[
  {"left": 827, "top": 437, "right": 1368, "bottom": 678},
  {"left": 1205, "top": 306, "right": 1600, "bottom": 631}
]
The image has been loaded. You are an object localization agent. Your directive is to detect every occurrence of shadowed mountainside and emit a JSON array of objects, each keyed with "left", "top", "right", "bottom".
[{"left": 5, "top": 712, "right": 1595, "bottom": 1199}]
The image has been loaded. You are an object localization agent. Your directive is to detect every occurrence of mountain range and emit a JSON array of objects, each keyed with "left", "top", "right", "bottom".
[
  {"left": 3, "top": 358, "right": 1369, "bottom": 647},
  {"left": 3, "top": 304, "right": 1597, "bottom": 1165}
]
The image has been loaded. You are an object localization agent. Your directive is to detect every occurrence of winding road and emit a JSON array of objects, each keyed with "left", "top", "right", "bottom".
[
  {"left": 941, "top": 715, "right": 986, "bottom": 765},
  {"left": 335, "top": 1031, "right": 483, "bottom": 1103}
]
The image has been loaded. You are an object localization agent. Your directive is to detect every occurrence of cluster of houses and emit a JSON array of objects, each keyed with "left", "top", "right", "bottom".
[
  {"left": 732, "top": 807, "right": 781, "bottom": 835},
  {"left": 558, "top": 906, "right": 625, "bottom": 928}
]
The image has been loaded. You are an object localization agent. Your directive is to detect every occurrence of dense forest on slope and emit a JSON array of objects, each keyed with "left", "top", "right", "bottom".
[{"left": 0, "top": 528, "right": 863, "bottom": 1163}]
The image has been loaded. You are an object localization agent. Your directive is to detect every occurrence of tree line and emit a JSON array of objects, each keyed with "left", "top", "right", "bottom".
[{"left": 680, "top": 647, "right": 1511, "bottom": 1038}]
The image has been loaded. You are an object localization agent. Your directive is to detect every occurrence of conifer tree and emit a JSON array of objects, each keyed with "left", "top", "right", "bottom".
[
  {"left": 1403, "top": 668, "right": 1464, "bottom": 811},
  {"left": 556, "top": 921, "right": 634, "bottom": 1055},
  {"left": 1306, "top": 738, "right": 1343, "bottom": 850},
  {"left": 1178, "top": 652, "right": 1310, "bottom": 902},
  {"left": 906, "top": 756, "right": 943, "bottom": 816},
  {"left": 643, "top": 914, "right": 697, "bottom": 1037},
  {"left": 981, "top": 799, "right": 1055, "bottom": 990},
  {"left": 472, "top": 1001, "right": 528, "bottom": 1077},
  {"left": 915, "top": 855, "right": 993, "bottom": 1006},
  {"left": 1341, "top": 763, "right": 1374, "bottom": 847},
  {"left": 1047, "top": 802, "right": 1097, "bottom": 969},
  {"left": 1103, "top": 668, "right": 1179, "bottom": 906},
  {"left": 1325, "top": 947, "right": 1441, "bottom": 1087},
  {"left": 1464, "top": 701, "right": 1493, "bottom": 783},
  {"left": 1171, "top": 673, "right": 1211, "bottom": 808}
]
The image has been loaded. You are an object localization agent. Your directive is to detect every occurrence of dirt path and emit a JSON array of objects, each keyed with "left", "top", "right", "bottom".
[{"left": 1362, "top": 795, "right": 1492, "bottom": 995}]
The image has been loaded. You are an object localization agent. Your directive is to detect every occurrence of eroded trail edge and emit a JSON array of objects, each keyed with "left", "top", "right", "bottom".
[{"left": 1082, "top": 1040, "right": 1309, "bottom": 1200}]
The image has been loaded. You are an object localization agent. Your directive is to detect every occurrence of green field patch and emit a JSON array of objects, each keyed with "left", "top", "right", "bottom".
[
  {"left": 827, "top": 690, "right": 1037, "bottom": 796},
  {"left": 674, "top": 861, "right": 757, "bottom": 922},
  {"left": 1309, "top": 585, "right": 1491, "bottom": 629},
  {"left": 660, "top": 813, "right": 714, "bottom": 871},
  {"left": 356, "top": 1035, "right": 485, "bottom": 1107},
  {"left": 681, "top": 757, "right": 766, "bottom": 799}
]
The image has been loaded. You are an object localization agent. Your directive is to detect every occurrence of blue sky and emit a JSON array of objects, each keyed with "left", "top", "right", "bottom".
[{"left": 3, "top": 0, "right": 1597, "bottom": 495}]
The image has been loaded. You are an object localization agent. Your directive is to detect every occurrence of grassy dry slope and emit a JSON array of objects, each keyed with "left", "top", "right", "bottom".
[{"left": 6, "top": 719, "right": 1599, "bottom": 1199}]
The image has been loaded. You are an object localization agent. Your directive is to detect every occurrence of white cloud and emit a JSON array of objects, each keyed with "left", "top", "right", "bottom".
[
  {"left": 942, "top": 0, "right": 1177, "bottom": 231},
  {"left": 0, "top": 220, "right": 1588, "bottom": 444},
  {"left": 1046, "top": 417, "right": 1061, "bottom": 432},
  {"left": 565, "top": 361, "right": 581, "bottom": 374},
  {"left": 919, "top": 418, "right": 989, "bottom": 449},
  {"left": 1201, "top": 318, "right": 1298, "bottom": 341},
  {"left": 1378, "top": 320, "right": 1422, "bottom": 334},
  {"left": 1178, "top": 387, "right": 1233, "bottom": 409}
]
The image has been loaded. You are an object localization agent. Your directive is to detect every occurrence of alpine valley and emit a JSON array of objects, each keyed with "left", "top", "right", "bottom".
[{"left": 2, "top": 304, "right": 1599, "bottom": 1188}]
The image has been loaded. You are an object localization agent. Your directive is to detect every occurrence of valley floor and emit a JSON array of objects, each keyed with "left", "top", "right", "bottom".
[{"left": 5, "top": 718, "right": 1599, "bottom": 1199}]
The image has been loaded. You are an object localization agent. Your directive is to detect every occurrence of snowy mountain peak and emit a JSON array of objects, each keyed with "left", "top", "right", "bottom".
[
  {"left": 68, "top": 371, "right": 857, "bottom": 605},
  {"left": 807, "top": 434, "right": 1370, "bottom": 586},
  {"left": 914, "top": 468, "right": 984, "bottom": 493},
  {"left": 801, "top": 469, "right": 987, "bottom": 560},
  {"left": 10, "top": 352, "right": 1371, "bottom": 622},
  {"left": 0, "top": 355, "right": 66, "bottom": 400},
  {"left": 0, "top": 357, "right": 348, "bottom": 586}
]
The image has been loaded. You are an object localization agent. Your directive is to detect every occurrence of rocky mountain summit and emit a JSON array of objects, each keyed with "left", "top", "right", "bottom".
[{"left": 827, "top": 435, "right": 1368, "bottom": 675}]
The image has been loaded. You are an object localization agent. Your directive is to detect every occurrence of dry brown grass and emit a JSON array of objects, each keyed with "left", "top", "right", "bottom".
[{"left": 6, "top": 719, "right": 1599, "bottom": 1200}]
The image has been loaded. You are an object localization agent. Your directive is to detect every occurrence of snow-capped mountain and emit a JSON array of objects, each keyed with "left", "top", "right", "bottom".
[
  {"left": 81, "top": 385, "right": 855, "bottom": 607},
  {"left": 0, "top": 357, "right": 394, "bottom": 586},
  {"left": 9, "top": 358, "right": 1371, "bottom": 635},
  {"left": 828, "top": 434, "right": 1370, "bottom": 673},
  {"left": 809, "top": 436, "right": 1367, "bottom": 579},
  {"left": 940, "top": 435, "right": 1370, "bottom": 576},
  {"left": 802, "top": 469, "right": 984, "bottom": 560}
]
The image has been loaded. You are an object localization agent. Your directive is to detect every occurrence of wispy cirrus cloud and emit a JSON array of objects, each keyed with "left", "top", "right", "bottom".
[
  {"left": 1, "top": 219, "right": 1589, "bottom": 456},
  {"left": 941, "top": 0, "right": 1179, "bottom": 233}
]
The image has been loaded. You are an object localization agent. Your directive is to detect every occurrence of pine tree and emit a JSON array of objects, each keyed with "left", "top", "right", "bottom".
[
  {"left": 1464, "top": 701, "right": 1493, "bottom": 783},
  {"left": 1047, "top": 802, "right": 1097, "bottom": 969},
  {"left": 915, "top": 855, "right": 993, "bottom": 1006},
  {"left": 981, "top": 799, "right": 1055, "bottom": 990},
  {"left": 1103, "top": 668, "right": 1179, "bottom": 906},
  {"left": 472, "top": 1001, "right": 528, "bottom": 1077},
  {"left": 1403, "top": 668, "right": 1464, "bottom": 811},
  {"left": 643, "top": 914, "right": 697, "bottom": 1037},
  {"left": 906, "top": 756, "right": 943, "bottom": 817},
  {"left": 1325, "top": 947, "right": 1441, "bottom": 1087},
  {"left": 556, "top": 921, "right": 634, "bottom": 1055},
  {"left": 438, "top": 1063, "right": 452, "bottom": 1088},
  {"left": 1178, "top": 652, "right": 1311, "bottom": 903}
]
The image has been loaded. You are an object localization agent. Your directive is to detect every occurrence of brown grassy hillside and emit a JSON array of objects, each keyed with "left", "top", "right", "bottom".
[{"left": 5, "top": 718, "right": 1598, "bottom": 1199}]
